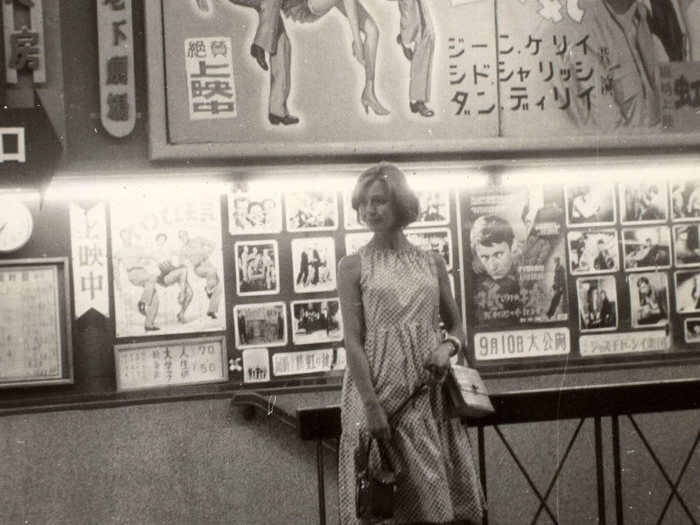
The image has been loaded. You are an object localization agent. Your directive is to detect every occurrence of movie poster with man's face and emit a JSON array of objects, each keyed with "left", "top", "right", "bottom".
[{"left": 465, "top": 186, "right": 568, "bottom": 329}]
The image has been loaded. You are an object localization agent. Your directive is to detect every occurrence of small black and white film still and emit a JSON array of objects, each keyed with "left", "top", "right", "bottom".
[
  {"left": 628, "top": 272, "right": 670, "bottom": 328},
  {"left": 622, "top": 226, "right": 672, "bottom": 271},
  {"left": 409, "top": 189, "right": 450, "bottom": 227},
  {"left": 228, "top": 191, "right": 282, "bottom": 234},
  {"left": 234, "top": 302, "right": 287, "bottom": 349},
  {"left": 577, "top": 276, "right": 617, "bottom": 332},
  {"left": 674, "top": 270, "right": 700, "bottom": 313},
  {"left": 670, "top": 179, "right": 700, "bottom": 221},
  {"left": 291, "top": 299, "right": 343, "bottom": 345},
  {"left": 405, "top": 228, "right": 452, "bottom": 269},
  {"left": 235, "top": 240, "right": 280, "bottom": 296},
  {"left": 684, "top": 318, "right": 700, "bottom": 343},
  {"left": 242, "top": 348, "right": 270, "bottom": 383},
  {"left": 673, "top": 224, "right": 700, "bottom": 267},
  {"left": 619, "top": 182, "right": 668, "bottom": 224},
  {"left": 565, "top": 183, "right": 616, "bottom": 227},
  {"left": 285, "top": 191, "right": 338, "bottom": 232},
  {"left": 567, "top": 230, "right": 619, "bottom": 274},
  {"left": 291, "top": 237, "right": 337, "bottom": 293}
]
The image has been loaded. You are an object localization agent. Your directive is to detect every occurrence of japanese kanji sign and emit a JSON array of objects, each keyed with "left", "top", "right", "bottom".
[
  {"left": 185, "top": 37, "right": 237, "bottom": 120},
  {"left": 659, "top": 61, "right": 700, "bottom": 132},
  {"left": 97, "top": 0, "right": 136, "bottom": 137},
  {"left": 579, "top": 329, "right": 669, "bottom": 356},
  {"left": 473, "top": 327, "right": 571, "bottom": 361},
  {"left": 115, "top": 336, "right": 228, "bottom": 391},
  {"left": 2, "top": 0, "right": 45, "bottom": 84},
  {"left": 69, "top": 202, "right": 110, "bottom": 319}
]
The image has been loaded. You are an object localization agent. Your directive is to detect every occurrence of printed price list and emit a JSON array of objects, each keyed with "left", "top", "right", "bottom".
[{"left": 0, "top": 266, "right": 62, "bottom": 383}]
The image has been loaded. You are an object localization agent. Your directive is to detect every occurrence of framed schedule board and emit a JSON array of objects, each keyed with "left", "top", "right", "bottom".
[{"left": 0, "top": 258, "right": 73, "bottom": 388}]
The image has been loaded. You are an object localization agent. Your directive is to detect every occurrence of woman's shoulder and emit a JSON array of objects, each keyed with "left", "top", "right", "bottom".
[{"left": 338, "top": 252, "right": 361, "bottom": 281}]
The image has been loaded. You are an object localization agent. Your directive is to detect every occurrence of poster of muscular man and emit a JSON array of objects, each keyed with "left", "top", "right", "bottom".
[
  {"left": 110, "top": 195, "right": 226, "bottom": 337},
  {"left": 465, "top": 186, "right": 568, "bottom": 328}
]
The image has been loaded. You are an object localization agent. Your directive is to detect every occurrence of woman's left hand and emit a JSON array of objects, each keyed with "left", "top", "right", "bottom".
[{"left": 425, "top": 343, "right": 451, "bottom": 385}]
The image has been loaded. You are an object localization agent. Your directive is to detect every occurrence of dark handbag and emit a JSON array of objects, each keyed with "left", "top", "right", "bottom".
[
  {"left": 355, "top": 383, "right": 427, "bottom": 521},
  {"left": 443, "top": 364, "right": 495, "bottom": 418},
  {"left": 355, "top": 435, "right": 397, "bottom": 521}
]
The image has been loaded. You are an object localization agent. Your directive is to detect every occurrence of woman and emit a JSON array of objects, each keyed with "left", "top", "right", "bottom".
[
  {"left": 283, "top": 0, "right": 389, "bottom": 115},
  {"left": 337, "top": 163, "right": 484, "bottom": 525}
]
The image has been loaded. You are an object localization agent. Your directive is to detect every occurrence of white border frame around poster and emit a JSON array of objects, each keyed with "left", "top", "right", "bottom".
[{"left": 144, "top": 0, "right": 700, "bottom": 160}]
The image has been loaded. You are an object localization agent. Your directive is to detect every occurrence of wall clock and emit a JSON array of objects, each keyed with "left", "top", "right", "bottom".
[{"left": 0, "top": 200, "right": 34, "bottom": 253}]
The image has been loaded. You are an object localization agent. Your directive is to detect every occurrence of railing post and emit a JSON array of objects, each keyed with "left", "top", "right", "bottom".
[
  {"left": 612, "top": 415, "right": 623, "bottom": 525},
  {"left": 317, "top": 441, "right": 326, "bottom": 525},
  {"left": 594, "top": 416, "right": 606, "bottom": 525}
]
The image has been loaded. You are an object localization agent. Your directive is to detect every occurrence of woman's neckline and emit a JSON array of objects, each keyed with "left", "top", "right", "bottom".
[{"left": 366, "top": 234, "right": 414, "bottom": 253}]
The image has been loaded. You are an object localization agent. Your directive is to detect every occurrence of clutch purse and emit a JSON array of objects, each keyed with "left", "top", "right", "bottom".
[{"left": 444, "top": 364, "right": 495, "bottom": 418}]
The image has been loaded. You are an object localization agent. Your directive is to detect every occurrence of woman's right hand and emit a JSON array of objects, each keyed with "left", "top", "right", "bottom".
[
  {"left": 364, "top": 400, "right": 391, "bottom": 442},
  {"left": 352, "top": 40, "right": 365, "bottom": 65}
]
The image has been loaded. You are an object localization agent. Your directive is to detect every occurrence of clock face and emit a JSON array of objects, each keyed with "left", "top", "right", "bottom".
[{"left": 0, "top": 201, "right": 34, "bottom": 253}]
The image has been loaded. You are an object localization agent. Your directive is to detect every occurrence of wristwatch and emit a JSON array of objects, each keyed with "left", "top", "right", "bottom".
[{"left": 442, "top": 334, "right": 462, "bottom": 357}]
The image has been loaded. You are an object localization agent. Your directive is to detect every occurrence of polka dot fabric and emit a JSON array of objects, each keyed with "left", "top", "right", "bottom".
[{"left": 338, "top": 243, "right": 485, "bottom": 525}]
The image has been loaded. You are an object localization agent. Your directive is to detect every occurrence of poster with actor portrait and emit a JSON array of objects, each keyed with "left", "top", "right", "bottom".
[
  {"left": 622, "top": 226, "right": 672, "bottom": 270},
  {"left": 673, "top": 224, "right": 700, "bottom": 267},
  {"left": 235, "top": 240, "right": 280, "bottom": 295},
  {"left": 565, "top": 183, "right": 616, "bottom": 227},
  {"left": 406, "top": 228, "right": 453, "bottom": 270},
  {"left": 291, "top": 299, "right": 343, "bottom": 345},
  {"left": 674, "top": 270, "right": 700, "bottom": 313},
  {"left": 629, "top": 272, "right": 670, "bottom": 328},
  {"left": 577, "top": 276, "right": 618, "bottom": 332},
  {"left": 465, "top": 186, "right": 568, "bottom": 328},
  {"left": 407, "top": 189, "right": 450, "bottom": 228},
  {"left": 567, "top": 230, "right": 619, "bottom": 274},
  {"left": 684, "top": 318, "right": 700, "bottom": 343},
  {"left": 671, "top": 179, "right": 700, "bottom": 220},
  {"left": 286, "top": 192, "right": 338, "bottom": 232},
  {"left": 110, "top": 194, "right": 226, "bottom": 337},
  {"left": 619, "top": 182, "right": 668, "bottom": 224},
  {"left": 234, "top": 302, "right": 287, "bottom": 349},
  {"left": 291, "top": 237, "right": 337, "bottom": 293},
  {"left": 228, "top": 191, "right": 282, "bottom": 234}
]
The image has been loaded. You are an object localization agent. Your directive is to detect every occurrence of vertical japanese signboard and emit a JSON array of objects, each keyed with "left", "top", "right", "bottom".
[
  {"left": 3, "top": 0, "right": 45, "bottom": 85},
  {"left": 185, "top": 37, "right": 237, "bottom": 120},
  {"left": 70, "top": 203, "right": 110, "bottom": 319},
  {"left": 97, "top": 0, "right": 136, "bottom": 137}
]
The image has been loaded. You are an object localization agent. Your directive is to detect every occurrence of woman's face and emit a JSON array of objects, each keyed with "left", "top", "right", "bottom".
[{"left": 359, "top": 179, "right": 396, "bottom": 233}]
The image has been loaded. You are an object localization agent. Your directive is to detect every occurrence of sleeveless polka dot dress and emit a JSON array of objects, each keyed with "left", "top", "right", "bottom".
[{"left": 338, "top": 243, "right": 485, "bottom": 525}]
